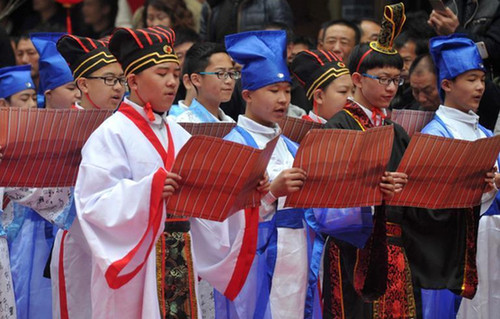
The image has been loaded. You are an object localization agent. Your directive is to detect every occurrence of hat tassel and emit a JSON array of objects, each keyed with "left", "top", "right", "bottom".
[{"left": 135, "top": 89, "right": 156, "bottom": 122}]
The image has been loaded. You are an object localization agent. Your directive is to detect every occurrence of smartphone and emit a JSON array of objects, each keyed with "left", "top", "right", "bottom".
[
  {"left": 429, "top": 0, "right": 447, "bottom": 12},
  {"left": 476, "top": 41, "right": 489, "bottom": 59}
]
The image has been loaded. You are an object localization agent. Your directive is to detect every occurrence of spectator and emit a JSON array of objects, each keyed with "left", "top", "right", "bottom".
[
  {"left": 13, "top": 35, "right": 40, "bottom": 91},
  {"left": 81, "top": 0, "right": 118, "bottom": 38},
  {"left": 200, "top": 0, "right": 293, "bottom": 43},
  {"left": 319, "top": 19, "right": 360, "bottom": 61},
  {"left": 428, "top": 0, "right": 500, "bottom": 77},
  {"left": 18, "top": 0, "right": 66, "bottom": 34},
  {"left": 143, "top": 0, "right": 195, "bottom": 30},
  {"left": 355, "top": 18, "right": 381, "bottom": 43},
  {"left": 409, "top": 54, "right": 441, "bottom": 111}
]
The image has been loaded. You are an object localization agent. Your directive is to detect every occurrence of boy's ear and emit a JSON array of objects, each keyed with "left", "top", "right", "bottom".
[
  {"left": 0, "top": 99, "right": 8, "bottom": 107},
  {"left": 189, "top": 73, "right": 202, "bottom": 88},
  {"left": 127, "top": 74, "right": 138, "bottom": 91},
  {"left": 44, "top": 89, "right": 52, "bottom": 106},
  {"left": 313, "top": 89, "right": 324, "bottom": 106},
  {"left": 77, "top": 78, "right": 89, "bottom": 94},
  {"left": 351, "top": 72, "right": 363, "bottom": 88},
  {"left": 241, "top": 89, "right": 251, "bottom": 103},
  {"left": 441, "top": 79, "right": 452, "bottom": 94}
]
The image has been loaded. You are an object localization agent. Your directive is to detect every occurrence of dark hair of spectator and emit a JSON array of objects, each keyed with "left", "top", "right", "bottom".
[
  {"left": 142, "top": 0, "right": 195, "bottom": 30},
  {"left": 352, "top": 17, "right": 380, "bottom": 28},
  {"left": 264, "top": 22, "right": 294, "bottom": 44},
  {"left": 322, "top": 19, "right": 361, "bottom": 45},
  {"left": 292, "top": 36, "right": 315, "bottom": 50},
  {"left": 409, "top": 54, "right": 435, "bottom": 76},
  {"left": 183, "top": 42, "right": 227, "bottom": 76},
  {"left": 100, "top": 0, "right": 119, "bottom": 28},
  {"left": 394, "top": 11, "right": 436, "bottom": 55},
  {"left": 348, "top": 43, "right": 403, "bottom": 74},
  {"left": 175, "top": 27, "right": 201, "bottom": 47}
]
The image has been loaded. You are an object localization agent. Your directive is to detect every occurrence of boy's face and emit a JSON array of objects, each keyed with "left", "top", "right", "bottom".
[
  {"left": 6, "top": 89, "right": 37, "bottom": 108},
  {"left": 357, "top": 66, "right": 400, "bottom": 109},
  {"left": 46, "top": 82, "right": 81, "bottom": 109},
  {"left": 443, "top": 69, "right": 485, "bottom": 113},
  {"left": 81, "top": 62, "right": 126, "bottom": 110},
  {"left": 243, "top": 81, "right": 291, "bottom": 127},
  {"left": 317, "top": 74, "right": 352, "bottom": 120},
  {"left": 195, "top": 52, "right": 236, "bottom": 106},
  {"left": 133, "top": 62, "right": 180, "bottom": 113}
]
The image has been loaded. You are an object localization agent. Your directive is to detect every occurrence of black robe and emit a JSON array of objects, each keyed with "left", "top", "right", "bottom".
[{"left": 321, "top": 102, "right": 478, "bottom": 319}]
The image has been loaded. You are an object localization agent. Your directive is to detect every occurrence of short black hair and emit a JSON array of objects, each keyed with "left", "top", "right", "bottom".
[
  {"left": 292, "top": 36, "right": 315, "bottom": 50},
  {"left": 348, "top": 43, "right": 403, "bottom": 74},
  {"left": 322, "top": 19, "right": 361, "bottom": 45},
  {"left": 264, "top": 22, "right": 294, "bottom": 44},
  {"left": 183, "top": 42, "right": 228, "bottom": 76},
  {"left": 409, "top": 54, "right": 435, "bottom": 77},
  {"left": 174, "top": 27, "right": 200, "bottom": 47}
]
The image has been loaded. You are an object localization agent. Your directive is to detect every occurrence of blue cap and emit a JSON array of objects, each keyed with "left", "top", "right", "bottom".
[
  {"left": 0, "top": 65, "right": 35, "bottom": 99},
  {"left": 225, "top": 30, "right": 291, "bottom": 91},
  {"left": 31, "top": 32, "right": 74, "bottom": 93},
  {"left": 430, "top": 34, "right": 485, "bottom": 101}
]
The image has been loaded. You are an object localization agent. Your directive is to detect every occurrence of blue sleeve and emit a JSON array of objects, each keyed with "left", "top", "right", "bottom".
[
  {"left": 421, "top": 119, "right": 449, "bottom": 137},
  {"left": 305, "top": 207, "right": 373, "bottom": 248}
]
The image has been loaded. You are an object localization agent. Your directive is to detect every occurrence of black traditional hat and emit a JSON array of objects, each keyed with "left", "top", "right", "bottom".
[
  {"left": 108, "top": 26, "right": 178, "bottom": 76},
  {"left": 57, "top": 35, "right": 117, "bottom": 80},
  {"left": 369, "top": 3, "right": 406, "bottom": 55},
  {"left": 291, "top": 50, "right": 350, "bottom": 100}
]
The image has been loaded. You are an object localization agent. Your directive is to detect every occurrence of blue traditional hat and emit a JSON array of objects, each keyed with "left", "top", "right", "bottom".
[
  {"left": 430, "top": 34, "right": 485, "bottom": 101},
  {"left": 0, "top": 65, "right": 35, "bottom": 99},
  {"left": 31, "top": 32, "right": 74, "bottom": 93},
  {"left": 225, "top": 30, "right": 291, "bottom": 91}
]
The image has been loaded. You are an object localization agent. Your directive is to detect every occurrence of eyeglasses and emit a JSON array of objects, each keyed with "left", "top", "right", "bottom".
[
  {"left": 198, "top": 71, "right": 241, "bottom": 80},
  {"left": 362, "top": 73, "right": 404, "bottom": 87},
  {"left": 86, "top": 76, "right": 127, "bottom": 87}
]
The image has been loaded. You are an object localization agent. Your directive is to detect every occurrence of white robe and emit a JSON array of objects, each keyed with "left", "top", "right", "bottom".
[{"left": 56, "top": 98, "right": 191, "bottom": 319}]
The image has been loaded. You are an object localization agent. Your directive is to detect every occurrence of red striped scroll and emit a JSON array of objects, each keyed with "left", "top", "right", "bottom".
[
  {"left": 166, "top": 135, "right": 279, "bottom": 221},
  {"left": 178, "top": 122, "right": 236, "bottom": 138},
  {"left": 390, "top": 109, "right": 435, "bottom": 137},
  {"left": 285, "top": 125, "right": 394, "bottom": 208},
  {"left": 0, "top": 107, "right": 112, "bottom": 187},
  {"left": 389, "top": 133, "right": 500, "bottom": 209},
  {"left": 279, "top": 116, "right": 324, "bottom": 143}
]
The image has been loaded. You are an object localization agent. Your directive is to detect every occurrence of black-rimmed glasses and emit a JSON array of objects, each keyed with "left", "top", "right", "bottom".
[
  {"left": 86, "top": 76, "right": 127, "bottom": 86},
  {"left": 198, "top": 71, "right": 241, "bottom": 80},
  {"left": 362, "top": 73, "right": 404, "bottom": 87}
]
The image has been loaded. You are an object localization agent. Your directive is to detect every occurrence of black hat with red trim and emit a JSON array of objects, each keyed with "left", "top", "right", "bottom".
[
  {"left": 108, "top": 26, "right": 179, "bottom": 76},
  {"left": 57, "top": 35, "right": 117, "bottom": 80},
  {"left": 291, "top": 50, "right": 350, "bottom": 100}
]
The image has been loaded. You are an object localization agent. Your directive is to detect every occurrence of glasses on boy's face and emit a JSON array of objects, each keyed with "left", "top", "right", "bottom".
[
  {"left": 198, "top": 70, "right": 241, "bottom": 80},
  {"left": 86, "top": 76, "right": 127, "bottom": 87},
  {"left": 362, "top": 73, "right": 404, "bottom": 87}
]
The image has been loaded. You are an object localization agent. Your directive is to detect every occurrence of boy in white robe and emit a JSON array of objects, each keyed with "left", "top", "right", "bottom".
[{"left": 71, "top": 25, "right": 262, "bottom": 319}]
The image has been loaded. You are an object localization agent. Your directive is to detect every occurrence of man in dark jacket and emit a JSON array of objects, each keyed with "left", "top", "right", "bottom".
[{"left": 200, "top": 0, "right": 293, "bottom": 43}]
